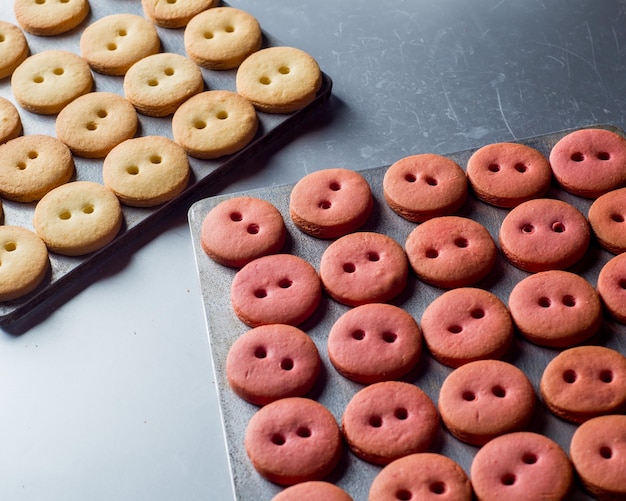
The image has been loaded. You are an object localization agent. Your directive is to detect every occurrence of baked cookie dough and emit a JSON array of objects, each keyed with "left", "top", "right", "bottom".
[
  {"left": 0, "top": 96, "right": 22, "bottom": 144},
  {"left": 0, "top": 21, "right": 29, "bottom": 80},
  {"left": 102, "top": 136, "right": 190, "bottom": 207},
  {"left": 272, "top": 481, "right": 353, "bottom": 501},
  {"left": 597, "top": 252, "right": 626, "bottom": 323},
  {"left": 142, "top": 0, "right": 218, "bottom": 28},
  {"left": 14, "top": 0, "right": 89, "bottom": 36},
  {"left": 588, "top": 187, "right": 626, "bottom": 254}
]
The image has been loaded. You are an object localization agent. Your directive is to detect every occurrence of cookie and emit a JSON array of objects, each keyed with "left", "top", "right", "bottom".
[
  {"left": 382, "top": 153, "right": 468, "bottom": 222},
  {"left": 171, "top": 90, "right": 258, "bottom": 159},
  {"left": 0, "top": 134, "right": 74, "bottom": 202},
  {"left": 539, "top": 345, "right": 626, "bottom": 423},
  {"left": 289, "top": 168, "right": 373, "bottom": 238},
  {"left": 80, "top": 14, "right": 160, "bottom": 76},
  {"left": 0, "top": 225, "right": 49, "bottom": 302},
  {"left": 272, "top": 482, "right": 353, "bottom": 501},
  {"left": 549, "top": 127, "right": 626, "bottom": 198},
  {"left": 588, "top": 187, "right": 626, "bottom": 254},
  {"left": 508, "top": 270, "right": 602, "bottom": 348},
  {"left": 438, "top": 359, "right": 536, "bottom": 446},
  {"left": 55, "top": 91, "right": 138, "bottom": 159},
  {"left": 11, "top": 50, "right": 93, "bottom": 115},
  {"left": 102, "top": 136, "right": 190, "bottom": 207},
  {"left": 236, "top": 46, "right": 322, "bottom": 113},
  {"left": 466, "top": 142, "right": 552, "bottom": 208},
  {"left": 33, "top": 181, "right": 123, "bottom": 256},
  {"left": 14, "top": 0, "right": 89, "bottom": 36},
  {"left": 244, "top": 397, "right": 342, "bottom": 485},
  {"left": 405, "top": 215, "right": 497, "bottom": 289},
  {"left": 327, "top": 303, "right": 422, "bottom": 384},
  {"left": 142, "top": 0, "right": 218, "bottom": 29},
  {"left": 470, "top": 432, "right": 573, "bottom": 501},
  {"left": 499, "top": 198, "right": 590, "bottom": 272},
  {"left": 230, "top": 253, "right": 322, "bottom": 327},
  {"left": 420, "top": 287, "right": 513, "bottom": 367},
  {"left": 319, "top": 231, "right": 408, "bottom": 306},
  {"left": 0, "top": 96, "right": 22, "bottom": 144},
  {"left": 569, "top": 414, "right": 626, "bottom": 501},
  {"left": 225, "top": 324, "right": 321, "bottom": 406},
  {"left": 200, "top": 196, "right": 286, "bottom": 268},
  {"left": 184, "top": 7, "right": 262, "bottom": 70},
  {"left": 123, "top": 52, "right": 204, "bottom": 117},
  {"left": 597, "top": 252, "right": 626, "bottom": 323},
  {"left": 0, "top": 21, "right": 29, "bottom": 80},
  {"left": 368, "top": 453, "right": 472, "bottom": 501}
]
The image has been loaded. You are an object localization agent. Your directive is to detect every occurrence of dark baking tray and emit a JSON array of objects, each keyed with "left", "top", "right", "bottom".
[
  {"left": 0, "top": 0, "right": 332, "bottom": 324},
  {"left": 189, "top": 125, "right": 626, "bottom": 501}
]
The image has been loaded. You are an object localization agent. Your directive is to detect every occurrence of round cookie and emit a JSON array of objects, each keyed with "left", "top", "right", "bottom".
[
  {"left": 230, "top": 254, "right": 322, "bottom": 327},
  {"left": 0, "top": 225, "right": 49, "bottom": 302},
  {"left": 272, "top": 481, "right": 353, "bottom": 501},
  {"left": 508, "top": 270, "right": 602, "bottom": 348},
  {"left": 14, "top": 0, "right": 89, "bottom": 36},
  {"left": 405, "top": 215, "right": 497, "bottom": 289},
  {"left": 289, "top": 168, "right": 374, "bottom": 239},
  {"left": 368, "top": 453, "right": 472, "bottom": 501},
  {"left": 319, "top": 231, "right": 408, "bottom": 307},
  {"left": 466, "top": 142, "right": 552, "bottom": 208},
  {"left": 244, "top": 397, "right": 342, "bottom": 486},
  {"left": 597, "top": 252, "right": 626, "bottom": 323},
  {"left": 0, "top": 21, "right": 29, "bottom": 80},
  {"left": 438, "top": 360, "right": 536, "bottom": 446},
  {"left": 123, "top": 52, "right": 204, "bottom": 117},
  {"left": 327, "top": 303, "right": 422, "bottom": 384},
  {"left": 588, "top": 187, "right": 626, "bottom": 254},
  {"left": 499, "top": 198, "right": 590, "bottom": 272},
  {"left": 33, "top": 181, "right": 123, "bottom": 256},
  {"left": 200, "top": 196, "right": 286, "bottom": 268},
  {"left": 172, "top": 90, "right": 258, "bottom": 159},
  {"left": 142, "top": 0, "right": 218, "bottom": 28},
  {"left": 236, "top": 46, "right": 322, "bottom": 114},
  {"left": 80, "top": 14, "right": 161, "bottom": 76},
  {"left": 0, "top": 96, "right": 22, "bottom": 144},
  {"left": 549, "top": 127, "right": 626, "bottom": 198},
  {"left": 11, "top": 50, "right": 93, "bottom": 115},
  {"left": 225, "top": 324, "right": 321, "bottom": 406},
  {"left": 102, "top": 136, "right": 190, "bottom": 207},
  {"left": 382, "top": 153, "right": 468, "bottom": 222},
  {"left": 539, "top": 345, "right": 626, "bottom": 424},
  {"left": 470, "top": 432, "right": 573, "bottom": 501},
  {"left": 184, "top": 7, "right": 262, "bottom": 70},
  {"left": 420, "top": 287, "right": 513, "bottom": 367},
  {"left": 569, "top": 414, "right": 626, "bottom": 501},
  {"left": 56, "top": 91, "right": 138, "bottom": 159},
  {"left": 0, "top": 134, "right": 74, "bottom": 202}
]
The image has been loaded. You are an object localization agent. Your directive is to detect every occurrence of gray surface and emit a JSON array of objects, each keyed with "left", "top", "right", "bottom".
[{"left": 0, "top": 0, "right": 625, "bottom": 500}]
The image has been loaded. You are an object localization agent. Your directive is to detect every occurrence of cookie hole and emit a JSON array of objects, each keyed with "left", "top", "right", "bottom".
[
  {"left": 216, "top": 110, "right": 229, "bottom": 120},
  {"left": 16, "top": 161, "right": 27, "bottom": 170},
  {"left": 203, "top": 31, "right": 214, "bottom": 39},
  {"left": 60, "top": 0, "right": 69, "bottom": 3},
  {"left": 229, "top": 211, "right": 243, "bottom": 222},
  {"left": 425, "top": 248, "right": 439, "bottom": 259},
  {"left": 225, "top": 25, "right": 235, "bottom": 33},
  {"left": 53, "top": 67, "right": 64, "bottom": 76},
  {"left": 522, "top": 453, "right": 538, "bottom": 464},
  {"left": 247, "top": 223, "right": 259, "bottom": 235},
  {"left": 404, "top": 173, "right": 416, "bottom": 183},
  {"left": 599, "top": 370, "right": 614, "bottom": 383},
  {"left": 429, "top": 482, "right": 447, "bottom": 495},
  {"left": 514, "top": 162, "right": 528, "bottom": 173},
  {"left": 551, "top": 222, "right": 566, "bottom": 233},
  {"left": 382, "top": 331, "right": 398, "bottom": 343},
  {"left": 600, "top": 446, "right": 613, "bottom": 459},
  {"left": 395, "top": 489, "right": 413, "bottom": 501},
  {"left": 425, "top": 176, "right": 438, "bottom": 186},
  {"left": 597, "top": 151, "right": 611, "bottom": 161},
  {"left": 619, "top": 278, "right": 626, "bottom": 290},
  {"left": 448, "top": 324, "right": 463, "bottom": 334},
  {"left": 278, "top": 278, "right": 292, "bottom": 289},
  {"left": 193, "top": 120, "right": 207, "bottom": 130},
  {"left": 296, "top": 426, "right": 311, "bottom": 438},
  {"left": 501, "top": 473, "right": 516, "bottom": 486},
  {"left": 343, "top": 263, "right": 356, "bottom": 273},
  {"left": 352, "top": 329, "right": 365, "bottom": 341},
  {"left": 369, "top": 415, "right": 383, "bottom": 428},
  {"left": 166, "top": 0, "right": 177, "bottom": 3},
  {"left": 82, "top": 204, "right": 94, "bottom": 215},
  {"left": 488, "top": 163, "right": 501, "bottom": 172},
  {"left": 107, "top": 43, "right": 117, "bottom": 51},
  {"left": 259, "top": 76, "right": 271, "bottom": 85},
  {"left": 280, "top": 358, "right": 294, "bottom": 371},
  {"left": 126, "top": 165, "right": 139, "bottom": 175},
  {"left": 148, "top": 79, "right": 159, "bottom": 87},
  {"left": 563, "top": 369, "right": 577, "bottom": 384},
  {"left": 27, "top": 150, "right": 38, "bottom": 159},
  {"left": 254, "top": 346, "right": 267, "bottom": 359},
  {"left": 538, "top": 297, "right": 551, "bottom": 308},
  {"left": 329, "top": 182, "right": 341, "bottom": 191},
  {"left": 571, "top": 152, "right": 585, "bottom": 162},
  {"left": 491, "top": 385, "right": 506, "bottom": 398},
  {"left": 271, "top": 433, "right": 286, "bottom": 446},
  {"left": 462, "top": 391, "right": 476, "bottom": 401},
  {"left": 254, "top": 289, "right": 267, "bottom": 299},
  {"left": 0, "top": 35, "right": 4, "bottom": 43},
  {"left": 33, "top": 75, "right": 44, "bottom": 83},
  {"left": 59, "top": 210, "right": 72, "bottom": 220},
  {"left": 86, "top": 122, "right": 98, "bottom": 131},
  {"left": 149, "top": 155, "right": 162, "bottom": 164},
  {"left": 278, "top": 66, "right": 291, "bottom": 75},
  {"left": 367, "top": 251, "right": 380, "bottom": 262},
  {"left": 4, "top": 242, "right": 16, "bottom": 252},
  {"left": 394, "top": 407, "right": 408, "bottom": 420},
  {"left": 35, "top": 0, "right": 45, "bottom": 4},
  {"left": 521, "top": 223, "right": 535, "bottom": 234},
  {"left": 470, "top": 308, "right": 485, "bottom": 319},
  {"left": 611, "top": 213, "right": 625, "bottom": 223},
  {"left": 562, "top": 295, "right": 576, "bottom": 307},
  {"left": 97, "top": 109, "right": 108, "bottom": 119},
  {"left": 117, "top": 29, "right": 127, "bottom": 37},
  {"left": 454, "top": 237, "right": 469, "bottom": 248},
  {"left": 319, "top": 200, "right": 332, "bottom": 210}
]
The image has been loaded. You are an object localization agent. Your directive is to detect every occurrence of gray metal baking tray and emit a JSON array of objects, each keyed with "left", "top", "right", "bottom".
[
  {"left": 0, "top": 0, "right": 332, "bottom": 324},
  {"left": 189, "top": 125, "right": 626, "bottom": 501}
]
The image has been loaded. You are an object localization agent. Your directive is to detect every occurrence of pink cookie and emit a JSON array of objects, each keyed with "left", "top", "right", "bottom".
[
  {"left": 588, "top": 187, "right": 626, "bottom": 254},
  {"left": 597, "top": 252, "right": 626, "bottom": 323},
  {"left": 272, "top": 481, "right": 353, "bottom": 501}
]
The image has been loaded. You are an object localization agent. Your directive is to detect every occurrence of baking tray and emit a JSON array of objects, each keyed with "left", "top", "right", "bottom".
[
  {"left": 0, "top": 0, "right": 332, "bottom": 324},
  {"left": 189, "top": 125, "right": 626, "bottom": 501}
]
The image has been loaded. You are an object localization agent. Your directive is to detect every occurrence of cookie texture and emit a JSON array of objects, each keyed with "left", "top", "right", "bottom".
[
  {"left": 0, "top": 96, "right": 22, "bottom": 144},
  {"left": 14, "top": 0, "right": 89, "bottom": 36},
  {"left": 0, "top": 20, "right": 29, "bottom": 79},
  {"left": 142, "top": 0, "right": 218, "bottom": 28},
  {"left": 588, "top": 187, "right": 626, "bottom": 254},
  {"left": 272, "top": 482, "right": 353, "bottom": 501},
  {"left": 597, "top": 252, "right": 626, "bottom": 323}
]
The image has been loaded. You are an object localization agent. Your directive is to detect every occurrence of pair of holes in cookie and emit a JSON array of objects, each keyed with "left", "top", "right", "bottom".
[
  {"left": 254, "top": 278, "right": 293, "bottom": 298},
  {"left": 318, "top": 181, "right": 342, "bottom": 210},
  {"left": 253, "top": 346, "right": 294, "bottom": 371},
  {"left": 536, "top": 295, "right": 577, "bottom": 308},
  {"left": 259, "top": 66, "right": 291, "bottom": 86},
  {"left": 228, "top": 211, "right": 260, "bottom": 235},
  {"left": 368, "top": 407, "right": 409, "bottom": 429},
  {"left": 32, "top": 67, "right": 65, "bottom": 83},
  {"left": 447, "top": 308, "right": 486, "bottom": 334},
  {"left": 395, "top": 481, "right": 448, "bottom": 499},
  {"left": 106, "top": 28, "right": 128, "bottom": 51},
  {"left": 351, "top": 329, "right": 398, "bottom": 343},
  {"left": 425, "top": 238, "right": 469, "bottom": 259},
  {"left": 462, "top": 385, "right": 507, "bottom": 402},
  {"left": 271, "top": 426, "right": 312, "bottom": 446},
  {"left": 125, "top": 155, "right": 163, "bottom": 176},
  {"left": 570, "top": 151, "right": 611, "bottom": 162},
  {"left": 85, "top": 109, "right": 110, "bottom": 131},
  {"left": 35, "top": 0, "right": 71, "bottom": 4},
  {"left": 487, "top": 162, "right": 528, "bottom": 173},
  {"left": 562, "top": 368, "right": 615, "bottom": 384},
  {"left": 58, "top": 204, "right": 95, "bottom": 220},
  {"left": 520, "top": 221, "right": 566, "bottom": 234},
  {"left": 15, "top": 150, "right": 39, "bottom": 170},
  {"left": 193, "top": 111, "right": 229, "bottom": 129},
  {"left": 203, "top": 25, "right": 236, "bottom": 39},
  {"left": 147, "top": 68, "right": 176, "bottom": 87},
  {"left": 342, "top": 252, "right": 380, "bottom": 273},
  {"left": 499, "top": 453, "right": 539, "bottom": 486},
  {"left": 404, "top": 173, "right": 438, "bottom": 186}
]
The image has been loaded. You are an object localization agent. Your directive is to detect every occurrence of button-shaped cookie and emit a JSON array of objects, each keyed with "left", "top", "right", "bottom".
[
  {"left": 142, "top": 0, "right": 218, "bottom": 28},
  {"left": 14, "top": 0, "right": 89, "bottom": 36},
  {"left": 0, "top": 20, "right": 29, "bottom": 80},
  {"left": 588, "top": 186, "right": 626, "bottom": 254},
  {"left": 597, "top": 252, "right": 626, "bottom": 324}
]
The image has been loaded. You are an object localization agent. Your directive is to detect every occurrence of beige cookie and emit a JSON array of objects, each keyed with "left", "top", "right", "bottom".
[
  {"left": 172, "top": 90, "right": 258, "bottom": 159},
  {"left": 0, "top": 96, "right": 22, "bottom": 144},
  {"left": 123, "top": 52, "right": 204, "bottom": 117},
  {"left": 142, "top": 0, "right": 218, "bottom": 28},
  {"left": 0, "top": 225, "right": 49, "bottom": 302},
  {"left": 55, "top": 91, "right": 138, "bottom": 158},
  {"left": 0, "top": 134, "right": 74, "bottom": 202},
  {"left": 103, "top": 136, "right": 190, "bottom": 207},
  {"left": 0, "top": 21, "right": 29, "bottom": 80},
  {"left": 236, "top": 46, "right": 322, "bottom": 113},
  {"left": 11, "top": 50, "right": 93, "bottom": 115},
  {"left": 14, "top": 0, "right": 89, "bottom": 36},
  {"left": 184, "top": 7, "right": 262, "bottom": 70},
  {"left": 33, "top": 181, "right": 123, "bottom": 256},
  {"left": 80, "top": 14, "right": 160, "bottom": 76}
]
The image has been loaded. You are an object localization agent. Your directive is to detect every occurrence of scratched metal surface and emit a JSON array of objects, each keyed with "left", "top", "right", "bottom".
[
  {"left": 0, "top": 0, "right": 331, "bottom": 323},
  {"left": 189, "top": 125, "right": 626, "bottom": 501}
]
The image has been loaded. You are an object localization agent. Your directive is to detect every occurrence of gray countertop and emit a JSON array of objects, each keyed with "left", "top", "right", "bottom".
[{"left": 1, "top": 0, "right": 625, "bottom": 500}]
